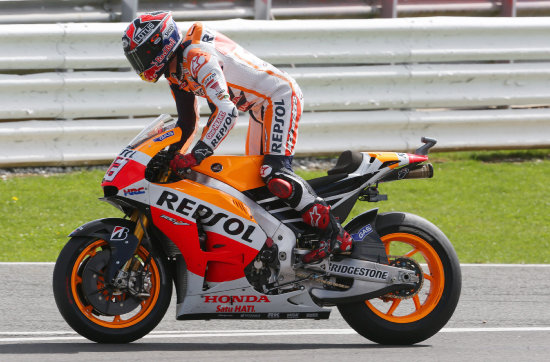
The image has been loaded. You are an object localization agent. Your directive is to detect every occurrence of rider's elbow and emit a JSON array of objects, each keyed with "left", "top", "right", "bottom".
[{"left": 220, "top": 102, "right": 238, "bottom": 119}]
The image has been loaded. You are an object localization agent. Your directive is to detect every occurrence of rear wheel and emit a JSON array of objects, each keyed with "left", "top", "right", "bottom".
[
  {"left": 53, "top": 236, "right": 171, "bottom": 343},
  {"left": 338, "top": 212, "right": 461, "bottom": 345}
]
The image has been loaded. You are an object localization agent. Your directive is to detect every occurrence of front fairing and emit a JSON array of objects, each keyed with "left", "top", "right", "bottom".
[{"left": 101, "top": 115, "right": 184, "bottom": 195}]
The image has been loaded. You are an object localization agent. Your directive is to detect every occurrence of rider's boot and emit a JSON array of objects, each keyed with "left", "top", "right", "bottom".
[{"left": 301, "top": 199, "right": 353, "bottom": 263}]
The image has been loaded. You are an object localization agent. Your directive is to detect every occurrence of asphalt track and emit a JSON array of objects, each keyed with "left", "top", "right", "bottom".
[{"left": 0, "top": 263, "right": 549, "bottom": 361}]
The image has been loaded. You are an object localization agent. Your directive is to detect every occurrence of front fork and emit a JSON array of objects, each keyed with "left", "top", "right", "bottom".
[
  {"left": 131, "top": 209, "right": 148, "bottom": 242},
  {"left": 107, "top": 210, "right": 154, "bottom": 297},
  {"left": 111, "top": 169, "right": 170, "bottom": 282},
  {"left": 105, "top": 209, "right": 149, "bottom": 283},
  {"left": 121, "top": 209, "right": 149, "bottom": 272}
]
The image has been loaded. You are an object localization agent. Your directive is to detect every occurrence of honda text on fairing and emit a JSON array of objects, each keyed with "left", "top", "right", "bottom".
[{"left": 53, "top": 115, "right": 461, "bottom": 345}]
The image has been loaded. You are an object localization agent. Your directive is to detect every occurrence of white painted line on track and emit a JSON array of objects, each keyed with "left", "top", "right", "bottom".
[
  {"left": 1, "top": 262, "right": 549, "bottom": 267},
  {"left": 459, "top": 264, "right": 550, "bottom": 267},
  {"left": 1, "top": 327, "right": 549, "bottom": 343},
  {"left": 0, "top": 262, "right": 55, "bottom": 265}
]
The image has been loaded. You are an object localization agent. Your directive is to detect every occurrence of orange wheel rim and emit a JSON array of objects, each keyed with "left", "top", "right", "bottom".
[
  {"left": 365, "top": 233, "right": 445, "bottom": 323},
  {"left": 70, "top": 239, "right": 161, "bottom": 329}
]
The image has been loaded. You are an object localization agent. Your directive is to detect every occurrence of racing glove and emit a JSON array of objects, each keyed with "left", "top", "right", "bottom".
[
  {"left": 170, "top": 140, "right": 213, "bottom": 171},
  {"left": 170, "top": 153, "right": 198, "bottom": 170}
]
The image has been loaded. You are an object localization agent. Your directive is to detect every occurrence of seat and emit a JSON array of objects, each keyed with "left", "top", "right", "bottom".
[{"left": 327, "top": 150, "right": 363, "bottom": 175}]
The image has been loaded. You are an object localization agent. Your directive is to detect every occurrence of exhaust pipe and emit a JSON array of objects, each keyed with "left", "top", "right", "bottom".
[
  {"left": 406, "top": 163, "right": 434, "bottom": 179},
  {"left": 382, "top": 163, "right": 434, "bottom": 182}
]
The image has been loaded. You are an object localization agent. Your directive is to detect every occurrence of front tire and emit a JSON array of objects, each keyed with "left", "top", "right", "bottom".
[
  {"left": 338, "top": 212, "right": 461, "bottom": 345},
  {"left": 53, "top": 236, "right": 172, "bottom": 343}
]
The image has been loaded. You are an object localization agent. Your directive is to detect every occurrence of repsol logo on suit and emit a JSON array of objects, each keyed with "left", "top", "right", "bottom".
[
  {"left": 156, "top": 191, "right": 256, "bottom": 243},
  {"left": 210, "top": 114, "right": 234, "bottom": 148},
  {"left": 271, "top": 99, "right": 286, "bottom": 153}
]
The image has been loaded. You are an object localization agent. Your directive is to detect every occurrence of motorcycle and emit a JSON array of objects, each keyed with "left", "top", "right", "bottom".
[{"left": 53, "top": 114, "right": 461, "bottom": 345}]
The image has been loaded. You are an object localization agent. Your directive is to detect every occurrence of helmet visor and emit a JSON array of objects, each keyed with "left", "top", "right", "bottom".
[{"left": 125, "top": 37, "right": 164, "bottom": 74}]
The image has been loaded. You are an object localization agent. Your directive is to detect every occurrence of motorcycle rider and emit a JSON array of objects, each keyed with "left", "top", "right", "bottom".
[{"left": 122, "top": 11, "right": 352, "bottom": 263}]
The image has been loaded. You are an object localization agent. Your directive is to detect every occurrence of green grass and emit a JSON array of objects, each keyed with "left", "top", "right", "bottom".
[
  {"left": 1, "top": 170, "right": 120, "bottom": 261},
  {"left": 1, "top": 149, "right": 549, "bottom": 263},
  {"left": 348, "top": 157, "right": 549, "bottom": 264}
]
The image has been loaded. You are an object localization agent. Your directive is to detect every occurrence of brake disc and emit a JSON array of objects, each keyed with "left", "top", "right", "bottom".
[{"left": 81, "top": 250, "right": 141, "bottom": 316}]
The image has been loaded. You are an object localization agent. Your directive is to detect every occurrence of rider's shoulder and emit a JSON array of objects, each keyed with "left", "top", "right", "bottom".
[
  {"left": 184, "top": 46, "right": 211, "bottom": 60},
  {"left": 183, "top": 45, "right": 214, "bottom": 78}
]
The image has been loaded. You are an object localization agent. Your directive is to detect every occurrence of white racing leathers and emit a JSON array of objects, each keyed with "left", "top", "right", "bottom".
[{"left": 167, "top": 22, "right": 303, "bottom": 157}]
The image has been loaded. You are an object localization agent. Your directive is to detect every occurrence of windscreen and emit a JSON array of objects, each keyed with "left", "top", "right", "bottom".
[{"left": 128, "top": 114, "right": 177, "bottom": 149}]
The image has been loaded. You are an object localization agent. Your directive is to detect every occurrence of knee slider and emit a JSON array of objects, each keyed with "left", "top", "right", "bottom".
[
  {"left": 261, "top": 155, "right": 305, "bottom": 207},
  {"left": 267, "top": 178, "right": 293, "bottom": 199}
]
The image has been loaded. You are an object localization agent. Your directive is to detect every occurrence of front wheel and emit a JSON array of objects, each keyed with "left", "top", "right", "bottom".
[
  {"left": 338, "top": 212, "right": 461, "bottom": 345},
  {"left": 53, "top": 236, "right": 172, "bottom": 343}
]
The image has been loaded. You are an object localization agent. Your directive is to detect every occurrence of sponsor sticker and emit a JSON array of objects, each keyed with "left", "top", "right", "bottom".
[
  {"left": 210, "top": 114, "right": 235, "bottom": 148},
  {"left": 204, "top": 295, "right": 270, "bottom": 313},
  {"left": 270, "top": 99, "right": 286, "bottom": 154},
  {"left": 134, "top": 22, "right": 155, "bottom": 44},
  {"left": 204, "top": 111, "right": 227, "bottom": 141},
  {"left": 329, "top": 262, "right": 389, "bottom": 280},
  {"left": 203, "top": 295, "right": 271, "bottom": 303},
  {"left": 111, "top": 226, "right": 130, "bottom": 241},
  {"left": 154, "top": 130, "right": 175, "bottom": 142},
  {"left": 155, "top": 190, "right": 259, "bottom": 244},
  {"left": 123, "top": 187, "right": 145, "bottom": 196},
  {"left": 217, "top": 305, "right": 256, "bottom": 312},
  {"left": 162, "top": 23, "right": 175, "bottom": 38},
  {"left": 153, "top": 37, "right": 176, "bottom": 65},
  {"left": 160, "top": 214, "right": 190, "bottom": 226},
  {"left": 141, "top": 63, "right": 165, "bottom": 82},
  {"left": 203, "top": 73, "right": 217, "bottom": 87},
  {"left": 351, "top": 224, "right": 373, "bottom": 241}
]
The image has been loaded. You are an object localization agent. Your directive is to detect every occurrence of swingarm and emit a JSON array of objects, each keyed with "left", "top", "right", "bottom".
[{"left": 301, "top": 258, "right": 420, "bottom": 304}]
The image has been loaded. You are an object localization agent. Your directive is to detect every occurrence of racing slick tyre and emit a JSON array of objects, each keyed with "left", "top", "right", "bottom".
[
  {"left": 338, "top": 212, "right": 461, "bottom": 345},
  {"left": 53, "top": 236, "right": 172, "bottom": 343}
]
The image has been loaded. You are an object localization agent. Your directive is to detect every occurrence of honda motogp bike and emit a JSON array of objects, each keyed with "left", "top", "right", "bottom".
[{"left": 53, "top": 114, "right": 461, "bottom": 344}]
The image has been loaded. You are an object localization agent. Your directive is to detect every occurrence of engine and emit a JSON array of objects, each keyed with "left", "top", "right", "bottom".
[{"left": 244, "top": 242, "right": 280, "bottom": 294}]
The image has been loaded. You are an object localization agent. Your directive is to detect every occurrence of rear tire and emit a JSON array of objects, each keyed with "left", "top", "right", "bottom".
[
  {"left": 338, "top": 212, "right": 461, "bottom": 345},
  {"left": 53, "top": 236, "right": 172, "bottom": 343}
]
